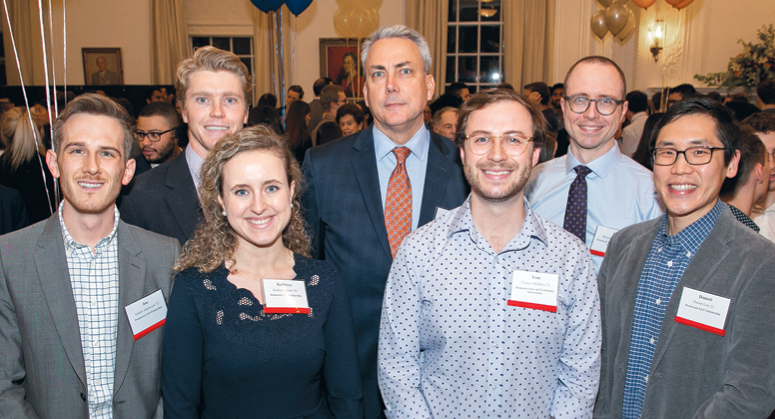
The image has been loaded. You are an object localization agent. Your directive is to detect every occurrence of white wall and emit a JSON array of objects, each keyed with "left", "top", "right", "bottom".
[
  {"left": 549, "top": 0, "right": 775, "bottom": 93},
  {"left": 6, "top": 0, "right": 774, "bottom": 95}
]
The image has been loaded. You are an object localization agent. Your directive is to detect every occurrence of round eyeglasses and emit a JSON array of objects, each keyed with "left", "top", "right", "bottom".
[
  {"left": 564, "top": 95, "right": 624, "bottom": 116},
  {"left": 651, "top": 147, "right": 726, "bottom": 166},
  {"left": 464, "top": 134, "right": 534, "bottom": 157},
  {"left": 133, "top": 127, "right": 177, "bottom": 142}
]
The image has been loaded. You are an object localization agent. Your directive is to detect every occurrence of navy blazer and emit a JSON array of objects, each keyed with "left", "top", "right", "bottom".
[
  {"left": 119, "top": 152, "right": 201, "bottom": 245},
  {"left": 302, "top": 126, "right": 469, "bottom": 419}
]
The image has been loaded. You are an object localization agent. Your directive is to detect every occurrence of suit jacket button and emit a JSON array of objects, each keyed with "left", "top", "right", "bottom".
[{"left": 80, "top": 392, "right": 87, "bottom": 401}]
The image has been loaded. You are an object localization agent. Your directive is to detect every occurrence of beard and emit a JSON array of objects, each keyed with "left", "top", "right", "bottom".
[
  {"left": 464, "top": 159, "right": 532, "bottom": 203},
  {"left": 145, "top": 140, "right": 176, "bottom": 164}
]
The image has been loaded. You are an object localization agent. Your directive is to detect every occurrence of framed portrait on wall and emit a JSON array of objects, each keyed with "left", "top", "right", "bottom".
[
  {"left": 319, "top": 38, "right": 365, "bottom": 99},
  {"left": 82, "top": 48, "right": 124, "bottom": 86}
]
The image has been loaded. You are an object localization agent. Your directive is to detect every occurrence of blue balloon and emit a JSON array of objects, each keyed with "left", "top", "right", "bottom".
[
  {"left": 286, "top": 0, "right": 313, "bottom": 16},
  {"left": 250, "top": 0, "right": 285, "bottom": 13}
]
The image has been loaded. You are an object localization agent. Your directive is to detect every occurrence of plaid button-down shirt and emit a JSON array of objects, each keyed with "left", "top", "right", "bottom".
[{"left": 59, "top": 203, "right": 120, "bottom": 419}]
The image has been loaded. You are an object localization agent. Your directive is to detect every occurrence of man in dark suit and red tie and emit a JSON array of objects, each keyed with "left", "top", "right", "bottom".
[{"left": 302, "top": 25, "right": 469, "bottom": 419}]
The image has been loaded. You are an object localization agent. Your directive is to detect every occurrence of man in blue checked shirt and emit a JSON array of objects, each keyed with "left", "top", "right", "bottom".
[
  {"left": 595, "top": 97, "right": 775, "bottom": 418},
  {"left": 378, "top": 88, "right": 601, "bottom": 419}
]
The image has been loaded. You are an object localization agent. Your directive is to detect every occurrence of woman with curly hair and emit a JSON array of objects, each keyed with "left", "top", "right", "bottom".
[{"left": 161, "top": 125, "right": 362, "bottom": 419}]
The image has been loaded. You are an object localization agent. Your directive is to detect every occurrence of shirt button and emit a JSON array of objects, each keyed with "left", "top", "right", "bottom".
[
  {"left": 491, "top": 385, "right": 497, "bottom": 390},
  {"left": 655, "top": 298, "right": 661, "bottom": 305},
  {"left": 94, "top": 379, "right": 101, "bottom": 386},
  {"left": 91, "top": 300, "right": 97, "bottom": 307},
  {"left": 649, "top": 337, "right": 655, "bottom": 345},
  {"left": 492, "top": 342, "right": 498, "bottom": 348},
  {"left": 686, "top": 251, "right": 692, "bottom": 257},
  {"left": 667, "top": 261, "right": 673, "bottom": 267},
  {"left": 644, "top": 375, "right": 649, "bottom": 383}
]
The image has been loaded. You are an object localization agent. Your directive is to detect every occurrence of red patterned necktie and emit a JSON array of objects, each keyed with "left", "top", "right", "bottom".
[{"left": 385, "top": 147, "right": 412, "bottom": 258}]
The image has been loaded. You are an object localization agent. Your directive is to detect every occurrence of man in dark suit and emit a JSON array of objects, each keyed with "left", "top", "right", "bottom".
[
  {"left": 596, "top": 97, "right": 775, "bottom": 418},
  {"left": 91, "top": 56, "right": 121, "bottom": 85},
  {"left": 120, "top": 46, "right": 250, "bottom": 245},
  {"left": 0, "top": 185, "right": 28, "bottom": 235},
  {"left": 302, "top": 25, "right": 468, "bottom": 419},
  {"left": 0, "top": 94, "right": 180, "bottom": 418},
  {"left": 131, "top": 102, "right": 183, "bottom": 177}
]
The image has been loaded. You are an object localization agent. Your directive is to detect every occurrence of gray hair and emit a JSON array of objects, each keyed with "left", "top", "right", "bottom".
[{"left": 361, "top": 25, "right": 432, "bottom": 75}]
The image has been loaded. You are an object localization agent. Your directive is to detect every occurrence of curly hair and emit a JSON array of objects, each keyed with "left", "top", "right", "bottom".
[{"left": 173, "top": 125, "right": 310, "bottom": 273}]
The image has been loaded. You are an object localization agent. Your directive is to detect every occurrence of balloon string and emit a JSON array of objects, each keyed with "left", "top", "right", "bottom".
[
  {"left": 279, "top": 7, "right": 285, "bottom": 110},
  {"left": 292, "top": 16, "right": 296, "bottom": 88},
  {"left": 270, "top": 11, "right": 277, "bottom": 97},
  {"left": 2, "top": 0, "right": 55, "bottom": 216},
  {"left": 62, "top": 0, "right": 67, "bottom": 107},
  {"left": 38, "top": 0, "right": 59, "bottom": 206},
  {"left": 47, "top": 0, "right": 57, "bottom": 117}
]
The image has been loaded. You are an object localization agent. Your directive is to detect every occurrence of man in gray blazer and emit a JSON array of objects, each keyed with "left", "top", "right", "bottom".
[
  {"left": 0, "top": 94, "right": 179, "bottom": 418},
  {"left": 595, "top": 97, "right": 775, "bottom": 418}
]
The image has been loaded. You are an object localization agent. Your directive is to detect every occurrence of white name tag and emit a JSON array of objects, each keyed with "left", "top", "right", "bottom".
[
  {"left": 262, "top": 279, "right": 310, "bottom": 314},
  {"left": 674, "top": 287, "right": 731, "bottom": 336},
  {"left": 590, "top": 225, "right": 618, "bottom": 257},
  {"left": 507, "top": 271, "right": 559, "bottom": 312},
  {"left": 124, "top": 289, "right": 167, "bottom": 340},
  {"left": 434, "top": 207, "right": 450, "bottom": 220}
]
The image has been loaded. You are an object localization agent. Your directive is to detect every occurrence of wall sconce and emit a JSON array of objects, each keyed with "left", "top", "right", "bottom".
[
  {"left": 649, "top": 19, "right": 664, "bottom": 62},
  {"left": 479, "top": 0, "right": 497, "bottom": 18}
]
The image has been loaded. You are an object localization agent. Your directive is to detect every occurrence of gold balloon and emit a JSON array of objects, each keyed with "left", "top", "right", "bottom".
[
  {"left": 596, "top": 0, "right": 614, "bottom": 7},
  {"left": 615, "top": 6, "right": 636, "bottom": 41},
  {"left": 630, "top": 0, "right": 657, "bottom": 8},
  {"left": 351, "top": 8, "right": 377, "bottom": 39},
  {"left": 590, "top": 10, "right": 609, "bottom": 40},
  {"left": 604, "top": 3, "right": 629, "bottom": 36},
  {"left": 336, "top": 0, "right": 359, "bottom": 9},
  {"left": 334, "top": 8, "right": 354, "bottom": 38},
  {"left": 673, "top": 0, "right": 694, "bottom": 9},
  {"left": 362, "top": 0, "right": 383, "bottom": 10}
]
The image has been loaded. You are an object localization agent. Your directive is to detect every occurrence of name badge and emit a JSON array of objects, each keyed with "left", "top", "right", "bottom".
[
  {"left": 590, "top": 226, "right": 618, "bottom": 257},
  {"left": 262, "top": 279, "right": 310, "bottom": 314},
  {"left": 124, "top": 289, "right": 167, "bottom": 341},
  {"left": 674, "top": 287, "right": 731, "bottom": 336},
  {"left": 507, "top": 271, "right": 559, "bottom": 313}
]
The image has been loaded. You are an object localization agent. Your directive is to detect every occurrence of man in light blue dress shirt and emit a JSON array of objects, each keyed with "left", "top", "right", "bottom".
[
  {"left": 525, "top": 56, "right": 662, "bottom": 273},
  {"left": 379, "top": 89, "right": 600, "bottom": 419}
]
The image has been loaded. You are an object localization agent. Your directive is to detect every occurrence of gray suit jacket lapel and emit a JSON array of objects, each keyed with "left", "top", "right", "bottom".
[
  {"left": 351, "top": 129, "right": 393, "bottom": 259},
  {"left": 650, "top": 208, "right": 736, "bottom": 374},
  {"left": 34, "top": 216, "right": 87, "bottom": 385},
  {"left": 113, "top": 221, "right": 145, "bottom": 396}
]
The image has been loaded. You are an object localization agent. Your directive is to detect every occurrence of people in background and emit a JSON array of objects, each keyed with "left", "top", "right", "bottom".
[
  {"left": 284, "top": 100, "right": 312, "bottom": 163},
  {"left": 257, "top": 93, "right": 278, "bottom": 108},
  {"left": 746, "top": 112, "right": 775, "bottom": 242},
  {"left": 310, "top": 84, "right": 345, "bottom": 145},
  {"left": 379, "top": 89, "right": 600, "bottom": 418},
  {"left": 525, "top": 56, "right": 662, "bottom": 274},
  {"left": 247, "top": 105, "right": 283, "bottom": 134},
  {"left": 524, "top": 81, "right": 561, "bottom": 132},
  {"left": 0, "top": 106, "right": 58, "bottom": 224},
  {"left": 336, "top": 103, "right": 365, "bottom": 137},
  {"left": 309, "top": 77, "right": 334, "bottom": 132},
  {"left": 720, "top": 125, "right": 769, "bottom": 231},
  {"left": 446, "top": 82, "right": 471, "bottom": 103},
  {"left": 145, "top": 85, "right": 174, "bottom": 104},
  {"left": 756, "top": 79, "right": 775, "bottom": 114},
  {"left": 286, "top": 85, "right": 304, "bottom": 104},
  {"left": 667, "top": 83, "right": 696, "bottom": 108},
  {"left": 596, "top": 96, "right": 775, "bottom": 418},
  {"left": 631, "top": 112, "right": 665, "bottom": 170},
  {"left": 133, "top": 102, "right": 183, "bottom": 176},
  {"left": 0, "top": 184, "right": 28, "bottom": 234},
  {"left": 162, "top": 125, "right": 362, "bottom": 418},
  {"left": 430, "top": 106, "right": 458, "bottom": 140},
  {"left": 550, "top": 82, "right": 564, "bottom": 123},
  {"left": 302, "top": 24, "right": 468, "bottom": 419},
  {"left": 621, "top": 90, "right": 649, "bottom": 157},
  {"left": 120, "top": 46, "right": 250, "bottom": 245},
  {"left": 315, "top": 121, "right": 343, "bottom": 146},
  {"left": 0, "top": 93, "right": 179, "bottom": 418}
]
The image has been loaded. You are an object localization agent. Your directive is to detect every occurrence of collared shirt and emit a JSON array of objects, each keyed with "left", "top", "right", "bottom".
[
  {"left": 374, "top": 124, "right": 430, "bottom": 230},
  {"left": 185, "top": 144, "right": 205, "bottom": 195},
  {"left": 59, "top": 202, "right": 121, "bottom": 419},
  {"left": 728, "top": 203, "right": 760, "bottom": 232},
  {"left": 525, "top": 142, "right": 663, "bottom": 273},
  {"left": 620, "top": 112, "right": 648, "bottom": 157},
  {"left": 621, "top": 200, "right": 723, "bottom": 418},
  {"left": 753, "top": 201, "right": 775, "bottom": 242},
  {"left": 378, "top": 197, "right": 600, "bottom": 419}
]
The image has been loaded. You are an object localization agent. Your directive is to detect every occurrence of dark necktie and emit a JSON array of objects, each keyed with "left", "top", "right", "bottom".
[{"left": 563, "top": 165, "right": 592, "bottom": 242}]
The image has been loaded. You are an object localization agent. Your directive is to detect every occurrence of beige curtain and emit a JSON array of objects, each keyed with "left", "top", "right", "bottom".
[
  {"left": 503, "top": 0, "right": 551, "bottom": 89},
  {"left": 252, "top": 8, "right": 292, "bottom": 107},
  {"left": 1, "top": 0, "right": 47, "bottom": 86},
  {"left": 406, "top": 0, "right": 448, "bottom": 98},
  {"left": 150, "top": 0, "right": 190, "bottom": 84}
]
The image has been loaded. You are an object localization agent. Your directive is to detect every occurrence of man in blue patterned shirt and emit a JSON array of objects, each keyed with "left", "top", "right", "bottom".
[
  {"left": 378, "top": 89, "right": 600, "bottom": 419},
  {"left": 596, "top": 97, "right": 775, "bottom": 418}
]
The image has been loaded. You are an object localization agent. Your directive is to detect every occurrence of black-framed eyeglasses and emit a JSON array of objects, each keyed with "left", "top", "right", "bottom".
[
  {"left": 564, "top": 95, "right": 624, "bottom": 116},
  {"left": 651, "top": 146, "right": 726, "bottom": 166},
  {"left": 464, "top": 134, "right": 534, "bottom": 157},
  {"left": 133, "top": 127, "right": 177, "bottom": 142}
]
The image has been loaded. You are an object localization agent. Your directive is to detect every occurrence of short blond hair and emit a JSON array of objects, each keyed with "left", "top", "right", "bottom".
[{"left": 175, "top": 46, "right": 252, "bottom": 108}]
